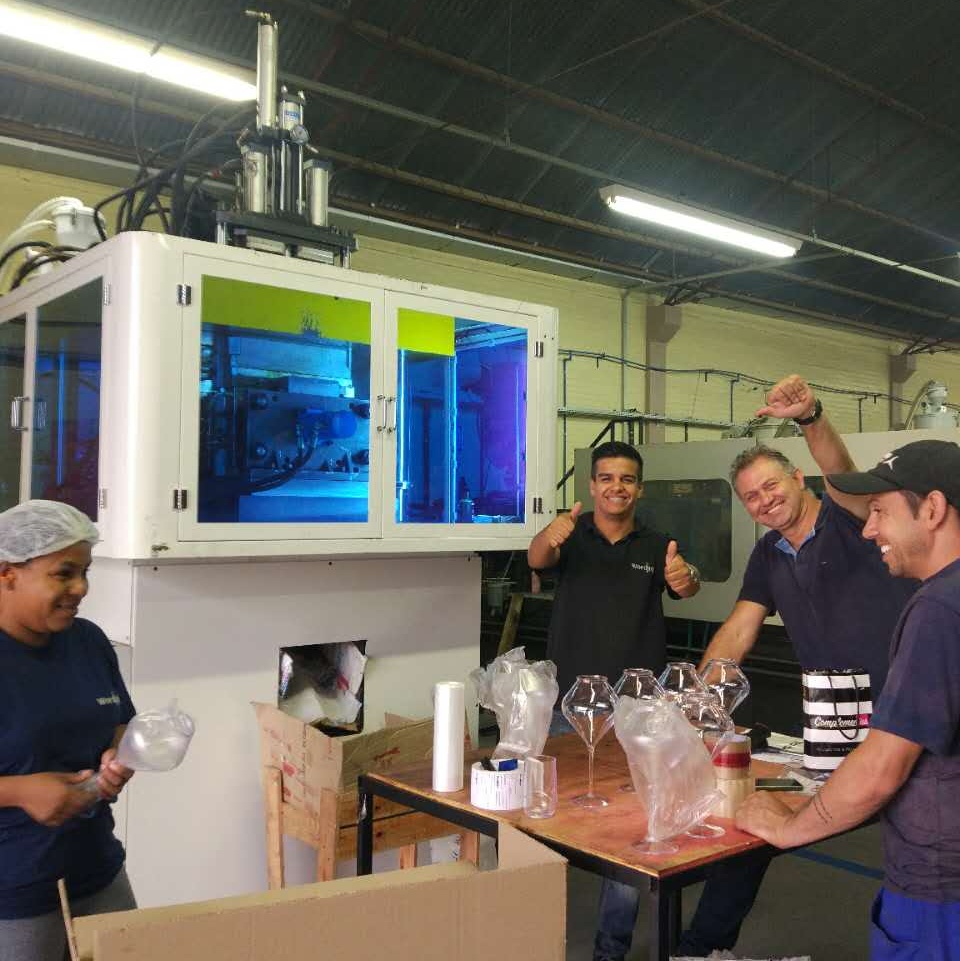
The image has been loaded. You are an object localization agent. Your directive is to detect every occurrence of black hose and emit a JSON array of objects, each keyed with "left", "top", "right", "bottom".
[
  {"left": 94, "top": 103, "right": 251, "bottom": 239},
  {"left": 0, "top": 240, "right": 52, "bottom": 274},
  {"left": 11, "top": 253, "right": 74, "bottom": 289}
]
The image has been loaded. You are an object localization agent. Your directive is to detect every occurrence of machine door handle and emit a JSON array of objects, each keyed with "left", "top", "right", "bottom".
[
  {"left": 10, "top": 396, "right": 28, "bottom": 432},
  {"left": 376, "top": 394, "right": 387, "bottom": 432},
  {"left": 385, "top": 395, "right": 397, "bottom": 434}
]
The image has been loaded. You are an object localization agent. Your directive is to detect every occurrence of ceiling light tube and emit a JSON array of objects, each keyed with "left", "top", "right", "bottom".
[
  {"left": 0, "top": 0, "right": 256, "bottom": 101},
  {"left": 599, "top": 184, "right": 800, "bottom": 258}
]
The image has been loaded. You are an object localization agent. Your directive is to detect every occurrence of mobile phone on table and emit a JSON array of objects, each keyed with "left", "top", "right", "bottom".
[{"left": 755, "top": 777, "right": 804, "bottom": 792}]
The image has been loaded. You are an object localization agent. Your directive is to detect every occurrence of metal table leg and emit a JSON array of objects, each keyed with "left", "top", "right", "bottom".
[
  {"left": 356, "top": 775, "right": 374, "bottom": 875},
  {"left": 648, "top": 878, "right": 683, "bottom": 961}
]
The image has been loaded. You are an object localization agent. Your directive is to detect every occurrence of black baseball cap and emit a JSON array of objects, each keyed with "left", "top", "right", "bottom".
[{"left": 828, "top": 440, "right": 960, "bottom": 508}]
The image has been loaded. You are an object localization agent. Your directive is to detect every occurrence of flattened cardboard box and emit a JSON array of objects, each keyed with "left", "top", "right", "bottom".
[
  {"left": 252, "top": 702, "right": 434, "bottom": 816},
  {"left": 73, "top": 824, "right": 566, "bottom": 961}
]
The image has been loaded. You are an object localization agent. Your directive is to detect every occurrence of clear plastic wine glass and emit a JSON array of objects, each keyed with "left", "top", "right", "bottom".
[
  {"left": 658, "top": 661, "right": 709, "bottom": 702},
  {"left": 679, "top": 691, "right": 734, "bottom": 839},
  {"left": 561, "top": 675, "right": 617, "bottom": 808},
  {"left": 699, "top": 658, "right": 751, "bottom": 716},
  {"left": 613, "top": 669, "right": 665, "bottom": 792}
]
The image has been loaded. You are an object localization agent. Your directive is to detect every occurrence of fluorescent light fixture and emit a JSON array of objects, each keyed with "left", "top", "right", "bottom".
[
  {"left": 0, "top": 0, "right": 256, "bottom": 101},
  {"left": 599, "top": 184, "right": 800, "bottom": 258}
]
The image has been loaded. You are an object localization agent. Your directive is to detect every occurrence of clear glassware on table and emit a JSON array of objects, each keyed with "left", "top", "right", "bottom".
[
  {"left": 561, "top": 674, "right": 618, "bottom": 809},
  {"left": 678, "top": 691, "right": 735, "bottom": 838},
  {"left": 699, "top": 658, "right": 751, "bottom": 715},
  {"left": 657, "top": 661, "right": 709, "bottom": 702},
  {"left": 523, "top": 755, "right": 558, "bottom": 818},
  {"left": 613, "top": 668, "right": 665, "bottom": 792}
]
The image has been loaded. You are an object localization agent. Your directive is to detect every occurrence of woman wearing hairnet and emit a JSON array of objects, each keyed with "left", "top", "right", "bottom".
[{"left": 0, "top": 501, "right": 136, "bottom": 961}]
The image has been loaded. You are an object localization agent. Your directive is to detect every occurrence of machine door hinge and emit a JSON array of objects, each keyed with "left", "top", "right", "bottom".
[
  {"left": 102, "top": 284, "right": 112, "bottom": 307},
  {"left": 172, "top": 489, "right": 189, "bottom": 511},
  {"left": 532, "top": 496, "right": 544, "bottom": 514},
  {"left": 176, "top": 283, "right": 192, "bottom": 306},
  {"left": 97, "top": 488, "right": 108, "bottom": 511},
  {"left": 534, "top": 340, "right": 544, "bottom": 358}
]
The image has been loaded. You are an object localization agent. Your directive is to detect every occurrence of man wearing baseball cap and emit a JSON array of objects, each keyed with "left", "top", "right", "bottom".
[{"left": 737, "top": 439, "right": 960, "bottom": 960}]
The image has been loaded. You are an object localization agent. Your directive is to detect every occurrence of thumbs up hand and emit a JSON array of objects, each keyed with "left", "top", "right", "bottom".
[
  {"left": 664, "top": 540, "right": 699, "bottom": 596},
  {"left": 545, "top": 501, "right": 582, "bottom": 549}
]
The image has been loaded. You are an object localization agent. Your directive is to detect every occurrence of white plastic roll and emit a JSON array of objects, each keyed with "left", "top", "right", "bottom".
[{"left": 432, "top": 681, "right": 465, "bottom": 792}]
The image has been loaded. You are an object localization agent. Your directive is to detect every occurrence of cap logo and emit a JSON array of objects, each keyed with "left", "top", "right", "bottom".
[{"left": 879, "top": 453, "right": 898, "bottom": 471}]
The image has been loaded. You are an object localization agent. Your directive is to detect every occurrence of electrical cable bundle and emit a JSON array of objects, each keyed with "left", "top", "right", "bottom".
[
  {"left": 9, "top": 246, "right": 85, "bottom": 290},
  {"left": 94, "top": 102, "right": 252, "bottom": 240}
]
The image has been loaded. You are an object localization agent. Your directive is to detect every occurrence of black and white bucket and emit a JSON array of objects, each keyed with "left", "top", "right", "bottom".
[{"left": 802, "top": 668, "right": 871, "bottom": 770}]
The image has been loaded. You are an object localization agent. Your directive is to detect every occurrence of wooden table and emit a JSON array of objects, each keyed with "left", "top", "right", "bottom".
[{"left": 357, "top": 734, "right": 794, "bottom": 961}]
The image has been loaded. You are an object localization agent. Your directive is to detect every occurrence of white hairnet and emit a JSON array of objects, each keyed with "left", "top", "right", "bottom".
[{"left": 0, "top": 500, "right": 99, "bottom": 563}]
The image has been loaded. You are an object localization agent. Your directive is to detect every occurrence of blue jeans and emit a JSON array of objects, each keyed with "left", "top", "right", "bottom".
[
  {"left": 593, "top": 854, "right": 772, "bottom": 960},
  {"left": 551, "top": 711, "right": 772, "bottom": 959},
  {"left": 870, "top": 887, "right": 960, "bottom": 960}
]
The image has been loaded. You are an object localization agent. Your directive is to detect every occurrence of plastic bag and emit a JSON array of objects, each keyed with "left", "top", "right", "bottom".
[
  {"left": 614, "top": 695, "right": 721, "bottom": 842},
  {"left": 469, "top": 647, "right": 558, "bottom": 759},
  {"left": 115, "top": 700, "right": 196, "bottom": 772}
]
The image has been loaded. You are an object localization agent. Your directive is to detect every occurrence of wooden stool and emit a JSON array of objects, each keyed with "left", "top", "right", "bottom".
[{"left": 262, "top": 766, "right": 479, "bottom": 888}]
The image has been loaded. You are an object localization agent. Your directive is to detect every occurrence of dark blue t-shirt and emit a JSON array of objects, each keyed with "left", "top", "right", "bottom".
[
  {"left": 870, "top": 559, "right": 960, "bottom": 902},
  {"left": 738, "top": 494, "right": 917, "bottom": 698},
  {"left": 0, "top": 618, "right": 135, "bottom": 918}
]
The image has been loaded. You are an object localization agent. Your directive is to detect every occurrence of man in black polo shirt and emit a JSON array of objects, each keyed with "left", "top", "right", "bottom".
[
  {"left": 737, "top": 439, "right": 960, "bottom": 960},
  {"left": 530, "top": 442, "right": 698, "bottom": 695},
  {"left": 529, "top": 440, "right": 704, "bottom": 961}
]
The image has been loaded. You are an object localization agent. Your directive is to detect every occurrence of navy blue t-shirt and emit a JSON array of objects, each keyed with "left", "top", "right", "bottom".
[
  {"left": 0, "top": 618, "right": 135, "bottom": 918},
  {"left": 544, "top": 514, "right": 672, "bottom": 695},
  {"left": 738, "top": 494, "right": 916, "bottom": 698},
  {"left": 870, "top": 559, "right": 960, "bottom": 902}
]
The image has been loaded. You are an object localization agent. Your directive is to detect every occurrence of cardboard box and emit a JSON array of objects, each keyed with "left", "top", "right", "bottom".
[
  {"left": 73, "top": 824, "right": 567, "bottom": 961},
  {"left": 252, "top": 702, "right": 454, "bottom": 881}
]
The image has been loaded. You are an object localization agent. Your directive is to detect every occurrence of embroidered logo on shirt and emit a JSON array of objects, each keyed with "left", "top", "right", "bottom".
[
  {"left": 631, "top": 562, "right": 654, "bottom": 574},
  {"left": 96, "top": 693, "right": 121, "bottom": 706}
]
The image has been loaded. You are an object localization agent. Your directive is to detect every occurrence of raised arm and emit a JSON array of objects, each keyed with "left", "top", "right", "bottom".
[
  {"left": 757, "top": 374, "right": 867, "bottom": 520},
  {"left": 696, "top": 600, "right": 768, "bottom": 670},
  {"left": 527, "top": 501, "right": 582, "bottom": 570}
]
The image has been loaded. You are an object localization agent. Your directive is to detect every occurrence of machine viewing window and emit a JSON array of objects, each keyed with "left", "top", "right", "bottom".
[
  {"left": 395, "top": 310, "right": 527, "bottom": 524},
  {"left": 636, "top": 479, "right": 732, "bottom": 582},
  {"left": 0, "top": 315, "right": 26, "bottom": 512},
  {"left": 31, "top": 281, "right": 103, "bottom": 520},
  {"left": 197, "top": 276, "right": 372, "bottom": 524}
]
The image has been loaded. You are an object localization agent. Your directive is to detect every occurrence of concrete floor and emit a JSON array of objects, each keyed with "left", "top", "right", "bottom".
[{"left": 562, "top": 823, "right": 882, "bottom": 960}]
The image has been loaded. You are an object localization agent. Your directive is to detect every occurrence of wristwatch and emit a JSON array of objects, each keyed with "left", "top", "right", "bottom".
[{"left": 794, "top": 398, "right": 823, "bottom": 427}]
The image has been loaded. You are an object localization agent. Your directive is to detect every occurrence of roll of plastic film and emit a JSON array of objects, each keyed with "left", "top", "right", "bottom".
[{"left": 432, "top": 681, "right": 466, "bottom": 792}]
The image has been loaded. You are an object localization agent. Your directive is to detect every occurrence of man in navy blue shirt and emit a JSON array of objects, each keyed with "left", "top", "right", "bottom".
[
  {"left": 699, "top": 374, "right": 914, "bottom": 696},
  {"left": 737, "top": 439, "right": 960, "bottom": 960},
  {"left": 688, "top": 375, "right": 916, "bottom": 956}
]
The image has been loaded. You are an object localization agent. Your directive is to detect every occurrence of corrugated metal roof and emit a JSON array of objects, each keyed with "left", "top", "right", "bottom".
[{"left": 3, "top": 0, "right": 960, "bottom": 341}]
